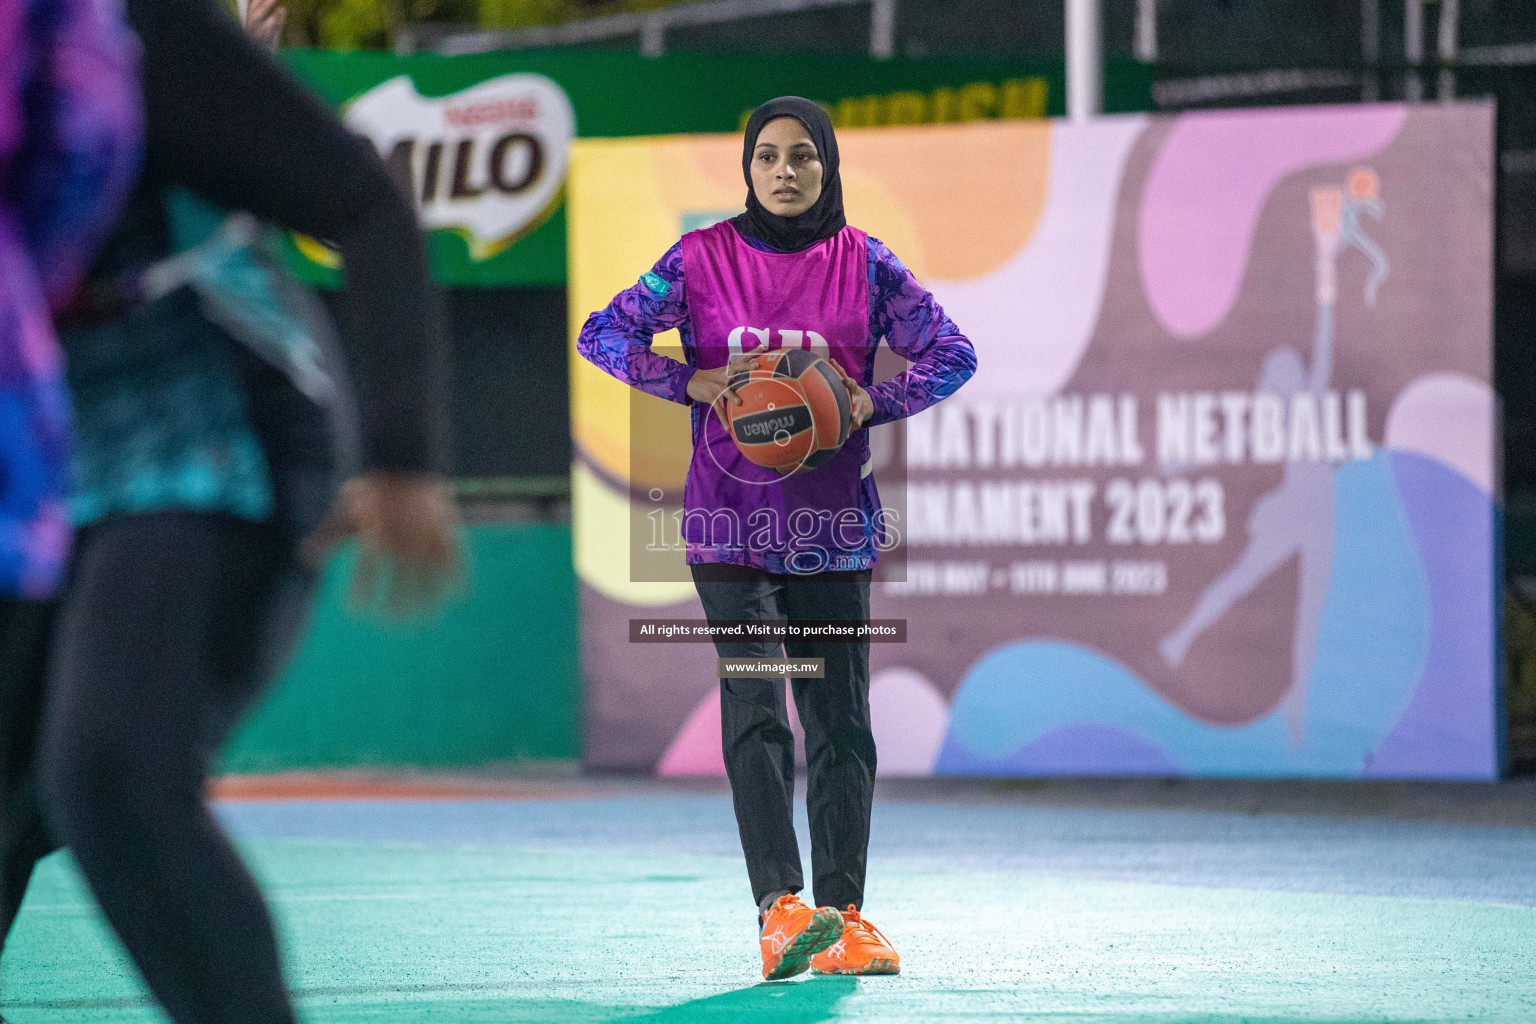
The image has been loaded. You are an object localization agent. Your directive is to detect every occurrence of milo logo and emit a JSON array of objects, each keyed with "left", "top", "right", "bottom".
[{"left": 340, "top": 74, "right": 576, "bottom": 260}]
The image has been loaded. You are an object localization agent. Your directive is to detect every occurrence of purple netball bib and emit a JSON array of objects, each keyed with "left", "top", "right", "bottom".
[{"left": 678, "top": 221, "right": 875, "bottom": 573}]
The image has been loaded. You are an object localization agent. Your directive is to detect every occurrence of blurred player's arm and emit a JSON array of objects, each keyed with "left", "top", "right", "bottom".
[
  {"left": 128, "top": 0, "right": 447, "bottom": 479},
  {"left": 16, "top": 0, "right": 142, "bottom": 306},
  {"left": 127, "top": 0, "right": 457, "bottom": 614},
  {"left": 863, "top": 236, "right": 976, "bottom": 427},
  {"left": 241, "top": 0, "right": 287, "bottom": 52}
]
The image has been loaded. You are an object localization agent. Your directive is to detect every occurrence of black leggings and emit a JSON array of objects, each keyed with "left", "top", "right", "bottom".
[
  {"left": 0, "top": 512, "right": 316, "bottom": 1024},
  {"left": 690, "top": 564, "right": 876, "bottom": 914}
]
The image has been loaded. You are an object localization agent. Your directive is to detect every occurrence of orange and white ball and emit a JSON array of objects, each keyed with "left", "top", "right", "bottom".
[{"left": 725, "top": 349, "right": 852, "bottom": 474}]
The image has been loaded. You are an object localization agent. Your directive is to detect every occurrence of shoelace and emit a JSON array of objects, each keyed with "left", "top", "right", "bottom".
[
  {"left": 771, "top": 894, "right": 807, "bottom": 915},
  {"left": 842, "top": 906, "right": 893, "bottom": 949},
  {"left": 762, "top": 893, "right": 807, "bottom": 931}
]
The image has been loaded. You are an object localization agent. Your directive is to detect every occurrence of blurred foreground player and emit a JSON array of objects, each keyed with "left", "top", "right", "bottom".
[
  {"left": 578, "top": 97, "right": 975, "bottom": 979},
  {"left": 0, "top": 0, "right": 139, "bottom": 1011},
  {"left": 0, "top": 0, "right": 140, "bottom": 603},
  {"left": 0, "top": 0, "right": 459, "bottom": 1021}
]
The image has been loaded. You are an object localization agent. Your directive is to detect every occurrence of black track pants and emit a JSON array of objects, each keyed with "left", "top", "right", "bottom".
[
  {"left": 0, "top": 513, "right": 315, "bottom": 1024},
  {"left": 0, "top": 598, "right": 55, "bottom": 951},
  {"left": 690, "top": 564, "right": 876, "bottom": 913}
]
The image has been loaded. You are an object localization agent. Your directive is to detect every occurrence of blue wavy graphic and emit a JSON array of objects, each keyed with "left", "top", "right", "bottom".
[
  {"left": 938, "top": 452, "right": 1432, "bottom": 777},
  {"left": 1363, "top": 451, "right": 1498, "bottom": 778}
]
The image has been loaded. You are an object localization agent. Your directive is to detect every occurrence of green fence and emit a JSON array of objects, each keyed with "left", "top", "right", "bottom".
[{"left": 221, "top": 522, "right": 579, "bottom": 772}]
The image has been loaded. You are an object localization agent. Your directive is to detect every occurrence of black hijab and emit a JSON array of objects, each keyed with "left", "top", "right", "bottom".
[{"left": 730, "top": 97, "right": 846, "bottom": 253}]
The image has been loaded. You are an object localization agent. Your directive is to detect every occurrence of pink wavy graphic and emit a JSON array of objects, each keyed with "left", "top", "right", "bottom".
[
  {"left": 1384, "top": 373, "right": 1496, "bottom": 495},
  {"left": 1140, "top": 105, "right": 1407, "bottom": 339},
  {"left": 656, "top": 688, "right": 725, "bottom": 776}
]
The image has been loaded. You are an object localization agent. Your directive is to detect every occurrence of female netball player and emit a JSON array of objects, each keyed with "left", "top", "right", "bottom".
[{"left": 578, "top": 96, "right": 975, "bottom": 980}]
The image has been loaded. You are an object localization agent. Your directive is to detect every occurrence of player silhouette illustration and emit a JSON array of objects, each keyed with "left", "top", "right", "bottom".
[{"left": 1160, "top": 169, "right": 1388, "bottom": 745}]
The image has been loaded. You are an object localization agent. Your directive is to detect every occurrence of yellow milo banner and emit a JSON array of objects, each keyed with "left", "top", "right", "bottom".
[
  {"left": 571, "top": 104, "right": 1500, "bottom": 780},
  {"left": 285, "top": 51, "right": 1151, "bottom": 285}
]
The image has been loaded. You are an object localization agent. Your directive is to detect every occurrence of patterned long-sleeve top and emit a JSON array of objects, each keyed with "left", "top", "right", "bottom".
[
  {"left": 0, "top": 0, "right": 139, "bottom": 597},
  {"left": 579, "top": 229, "right": 975, "bottom": 572},
  {"left": 578, "top": 233, "right": 976, "bottom": 425}
]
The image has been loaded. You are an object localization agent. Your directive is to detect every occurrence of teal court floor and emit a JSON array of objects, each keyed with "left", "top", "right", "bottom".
[{"left": 6, "top": 779, "right": 1536, "bottom": 1023}]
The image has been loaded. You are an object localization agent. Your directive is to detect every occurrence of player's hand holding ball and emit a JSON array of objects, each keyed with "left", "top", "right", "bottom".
[
  {"left": 687, "top": 343, "right": 766, "bottom": 428},
  {"left": 829, "top": 358, "right": 874, "bottom": 428}
]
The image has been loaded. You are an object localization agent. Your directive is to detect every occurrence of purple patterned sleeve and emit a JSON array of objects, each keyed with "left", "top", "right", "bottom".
[
  {"left": 576, "top": 243, "right": 696, "bottom": 404},
  {"left": 864, "top": 235, "right": 976, "bottom": 427},
  {"left": 17, "top": 0, "right": 141, "bottom": 306}
]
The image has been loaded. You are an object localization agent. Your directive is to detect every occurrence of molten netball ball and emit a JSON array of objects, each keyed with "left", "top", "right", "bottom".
[{"left": 726, "top": 349, "right": 852, "bottom": 473}]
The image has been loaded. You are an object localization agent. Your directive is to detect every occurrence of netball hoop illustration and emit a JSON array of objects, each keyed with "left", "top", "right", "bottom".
[{"left": 1160, "top": 169, "right": 1389, "bottom": 745}]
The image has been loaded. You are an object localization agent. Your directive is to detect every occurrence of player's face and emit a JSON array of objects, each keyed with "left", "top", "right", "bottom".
[{"left": 751, "top": 117, "right": 823, "bottom": 217}]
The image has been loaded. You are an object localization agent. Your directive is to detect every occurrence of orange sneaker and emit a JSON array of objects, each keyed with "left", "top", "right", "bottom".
[
  {"left": 810, "top": 905, "right": 900, "bottom": 975},
  {"left": 759, "top": 894, "right": 844, "bottom": 980}
]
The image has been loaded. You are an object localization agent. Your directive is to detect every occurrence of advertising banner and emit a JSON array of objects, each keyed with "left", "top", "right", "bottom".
[
  {"left": 570, "top": 102, "right": 1499, "bottom": 779},
  {"left": 282, "top": 49, "right": 1151, "bottom": 285}
]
